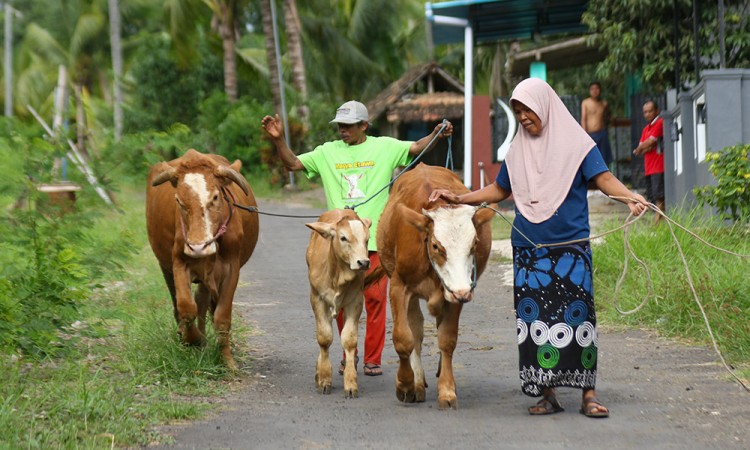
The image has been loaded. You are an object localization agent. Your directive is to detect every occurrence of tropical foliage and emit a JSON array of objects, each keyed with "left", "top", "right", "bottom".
[
  {"left": 694, "top": 144, "right": 750, "bottom": 222},
  {"left": 583, "top": 0, "right": 750, "bottom": 89}
]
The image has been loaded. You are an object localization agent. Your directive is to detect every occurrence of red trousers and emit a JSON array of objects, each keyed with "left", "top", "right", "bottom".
[{"left": 337, "top": 251, "right": 387, "bottom": 365}]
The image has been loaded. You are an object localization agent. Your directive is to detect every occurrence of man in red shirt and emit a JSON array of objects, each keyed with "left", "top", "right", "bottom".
[{"left": 633, "top": 100, "right": 664, "bottom": 223}]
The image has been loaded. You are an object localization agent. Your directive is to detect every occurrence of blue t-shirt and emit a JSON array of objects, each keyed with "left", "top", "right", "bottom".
[{"left": 496, "top": 147, "right": 609, "bottom": 247}]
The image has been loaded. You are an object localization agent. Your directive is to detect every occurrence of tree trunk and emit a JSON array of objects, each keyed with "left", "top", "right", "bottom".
[
  {"left": 108, "top": 0, "right": 124, "bottom": 141},
  {"left": 217, "top": 1, "right": 238, "bottom": 102},
  {"left": 261, "top": 0, "right": 283, "bottom": 115},
  {"left": 75, "top": 83, "right": 90, "bottom": 159},
  {"left": 222, "top": 30, "right": 238, "bottom": 101},
  {"left": 283, "top": 0, "right": 308, "bottom": 126}
]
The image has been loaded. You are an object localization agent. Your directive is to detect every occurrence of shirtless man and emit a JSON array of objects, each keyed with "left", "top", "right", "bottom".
[{"left": 581, "top": 81, "right": 613, "bottom": 167}]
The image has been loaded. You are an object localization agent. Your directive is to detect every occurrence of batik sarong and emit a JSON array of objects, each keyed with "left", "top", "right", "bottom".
[{"left": 513, "top": 243, "right": 597, "bottom": 396}]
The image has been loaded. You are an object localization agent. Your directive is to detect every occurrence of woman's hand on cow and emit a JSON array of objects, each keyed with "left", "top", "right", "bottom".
[
  {"left": 429, "top": 189, "right": 460, "bottom": 204},
  {"left": 261, "top": 114, "right": 284, "bottom": 140}
]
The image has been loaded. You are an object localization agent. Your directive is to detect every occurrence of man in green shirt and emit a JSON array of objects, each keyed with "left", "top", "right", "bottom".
[{"left": 261, "top": 100, "right": 453, "bottom": 377}]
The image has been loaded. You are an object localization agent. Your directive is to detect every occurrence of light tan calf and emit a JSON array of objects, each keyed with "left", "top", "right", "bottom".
[{"left": 305, "top": 209, "right": 371, "bottom": 398}]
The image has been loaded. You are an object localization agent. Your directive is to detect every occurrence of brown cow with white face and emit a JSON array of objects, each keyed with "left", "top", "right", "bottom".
[
  {"left": 146, "top": 149, "right": 259, "bottom": 371},
  {"left": 376, "top": 163, "right": 494, "bottom": 409},
  {"left": 305, "top": 209, "right": 371, "bottom": 398}
]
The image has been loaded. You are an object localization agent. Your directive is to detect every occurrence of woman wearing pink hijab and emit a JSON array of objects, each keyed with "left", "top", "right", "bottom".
[{"left": 430, "top": 78, "right": 647, "bottom": 418}]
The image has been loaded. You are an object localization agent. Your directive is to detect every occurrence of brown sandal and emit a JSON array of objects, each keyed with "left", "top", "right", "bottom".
[
  {"left": 363, "top": 363, "right": 382, "bottom": 376},
  {"left": 528, "top": 394, "right": 564, "bottom": 415},
  {"left": 579, "top": 396, "right": 609, "bottom": 418}
]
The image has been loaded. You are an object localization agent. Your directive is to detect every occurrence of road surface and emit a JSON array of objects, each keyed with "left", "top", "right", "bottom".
[{"left": 150, "top": 199, "right": 749, "bottom": 449}]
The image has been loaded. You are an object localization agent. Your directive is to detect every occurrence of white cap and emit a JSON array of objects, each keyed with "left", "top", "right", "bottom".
[{"left": 330, "top": 100, "right": 369, "bottom": 124}]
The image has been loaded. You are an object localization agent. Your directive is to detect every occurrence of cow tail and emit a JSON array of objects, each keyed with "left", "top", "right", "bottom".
[{"left": 364, "top": 264, "right": 386, "bottom": 288}]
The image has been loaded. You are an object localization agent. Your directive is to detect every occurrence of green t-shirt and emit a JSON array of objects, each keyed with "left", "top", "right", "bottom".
[{"left": 298, "top": 136, "right": 413, "bottom": 251}]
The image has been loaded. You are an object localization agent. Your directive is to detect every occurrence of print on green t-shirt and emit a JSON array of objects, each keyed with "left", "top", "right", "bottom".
[{"left": 298, "top": 136, "right": 413, "bottom": 251}]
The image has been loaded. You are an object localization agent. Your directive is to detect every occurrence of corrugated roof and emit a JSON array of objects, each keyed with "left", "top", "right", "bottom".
[{"left": 427, "top": 0, "right": 589, "bottom": 45}]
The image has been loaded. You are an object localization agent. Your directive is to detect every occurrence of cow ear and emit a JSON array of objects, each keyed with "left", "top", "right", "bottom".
[
  {"left": 230, "top": 159, "right": 243, "bottom": 172},
  {"left": 305, "top": 222, "right": 336, "bottom": 239},
  {"left": 398, "top": 204, "right": 429, "bottom": 232},
  {"left": 361, "top": 218, "right": 372, "bottom": 231},
  {"left": 472, "top": 205, "right": 496, "bottom": 227}
]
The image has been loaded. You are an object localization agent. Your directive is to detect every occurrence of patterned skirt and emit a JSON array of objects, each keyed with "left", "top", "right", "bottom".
[{"left": 513, "top": 243, "right": 598, "bottom": 396}]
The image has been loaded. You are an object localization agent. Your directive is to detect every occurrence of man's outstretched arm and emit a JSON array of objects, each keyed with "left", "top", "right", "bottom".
[{"left": 261, "top": 114, "right": 305, "bottom": 171}]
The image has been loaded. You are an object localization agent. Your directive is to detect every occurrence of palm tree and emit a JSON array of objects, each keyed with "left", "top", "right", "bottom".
[
  {"left": 204, "top": 0, "right": 245, "bottom": 101},
  {"left": 16, "top": 0, "right": 111, "bottom": 155},
  {"left": 296, "top": 0, "right": 427, "bottom": 103},
  {"left": 107, "top": 0, "right": 123, "bottom": 141},
  {"left": 283, "top": 0, "right": 307, "bottom": 125},
  {"left": 259, "top": 0, "right": 283, "bottom": 115},
  {"left": 165, "top": 0, "right": 248, "bottom": 102}
]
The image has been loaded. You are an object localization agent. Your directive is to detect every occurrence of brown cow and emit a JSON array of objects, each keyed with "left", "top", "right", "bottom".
[
  {"left": 146, "top": 149, "right": 259, "bottom": 371},
  {"left": 376, "top": 163, "right": 494, "bottom": 409},
  {"left": 305, "top": 209, "right": 371, "bottom": 398}
]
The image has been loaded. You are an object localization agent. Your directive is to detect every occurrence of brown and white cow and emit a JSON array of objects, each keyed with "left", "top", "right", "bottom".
[
  {"left": 305, "top": 209, "right": 371, "bottom": 398},
  {"left": 146, "top": 149, "right": 259, "bottom": 371},
  {"left": 375, "top": 163, "right": 494, "bottom": 409}
]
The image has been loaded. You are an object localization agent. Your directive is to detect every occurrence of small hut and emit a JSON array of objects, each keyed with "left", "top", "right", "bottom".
[{"left": 367, "top": 62, "right": 466, "bottom": 171}]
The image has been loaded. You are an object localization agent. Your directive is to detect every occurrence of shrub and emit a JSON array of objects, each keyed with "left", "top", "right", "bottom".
[
  {"left": 0, "top": 130, "right": 136, "bottom": 358},
  {"left": 694, "top": 143, "right": 750, "bottom": 222}
]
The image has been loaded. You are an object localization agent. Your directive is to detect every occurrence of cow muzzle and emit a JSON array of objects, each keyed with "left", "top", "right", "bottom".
[
  {"left": 352, "top": 258, "right": 370, "bottom": 271},
  {"left": 445, "top": 286, "right": 473, "bottom": 304},
  {"left": 184, "top": 241, "right": 218, "bottom": 258}
]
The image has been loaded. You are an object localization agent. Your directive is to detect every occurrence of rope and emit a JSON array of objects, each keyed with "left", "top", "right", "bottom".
[
  {"left": 346, "top": 119, "right": 450, "bottom": 211},
  {"left": 232, "top": 203, "right": 320, "bottom": 219},
  {"left": 482, "top": 199, "right": 750, "bottom": 392},
  {"left": 445, "top": 135, "right": 454, "bottom": 170}
]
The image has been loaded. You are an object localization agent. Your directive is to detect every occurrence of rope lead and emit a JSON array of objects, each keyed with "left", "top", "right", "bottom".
[{"left": 484, "top": 200, "right": 750, "bottom": 393}]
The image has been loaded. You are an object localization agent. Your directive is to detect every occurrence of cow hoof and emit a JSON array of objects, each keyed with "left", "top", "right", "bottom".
[
  {"left": 415, "top": 385, "right": 426, "bottom": 403},
  {"left": 224, "top": 358, "right": 239, "bottom": 374},
  {"left": 315, "top": 374, "right": 333, "bottom": 395},
  {"left": 343, "top": 388, "right": 359, "bottom": 399},
  {"left": 396, "top": 389, "right": 417, "bottom": 403},
  {"left": 437, "top": 397, "right": 458, "bottom": 410}
]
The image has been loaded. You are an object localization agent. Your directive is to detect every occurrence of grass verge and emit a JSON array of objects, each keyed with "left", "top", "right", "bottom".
[
  {"left": 0, "top": 184, "right": 250, "bottom": 448},
  {"left": 593, "top": 210, "right": 750, "bottom": 371}
]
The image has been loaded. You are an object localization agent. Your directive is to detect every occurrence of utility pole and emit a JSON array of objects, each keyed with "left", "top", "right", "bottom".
[
  {"left": 692, "top": 0, "right": 700, "bottom": 83},
  {"left": 270, "top": 0, "right": 295, "bottom": 188},
  {"left": 718, "top": 0, "right": 726, "bottom": 69},
  {"left": 108, "top": 0, "right": 123, "bottom": 141},
  {"left": 3, "top": 2, "right": 18, "bottom": 118}
]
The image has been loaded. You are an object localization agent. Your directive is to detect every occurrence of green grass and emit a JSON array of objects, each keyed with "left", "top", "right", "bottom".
[
  {"left": 593, "top": 210, "right": 750, "bottom": 368},
  {"left": 490, "top": 209, "right": 513, "bottom": 241},
  {"left": 0, "top": 183, "right": 250, "bottom": 448}
]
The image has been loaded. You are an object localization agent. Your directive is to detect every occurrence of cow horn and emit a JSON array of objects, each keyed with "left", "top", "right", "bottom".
[
  {"left": 151, "top": 163, "right": 178, "bottom": 187},
  {"left": 216, "top": 165, "right": 250, "bottom": 195}
]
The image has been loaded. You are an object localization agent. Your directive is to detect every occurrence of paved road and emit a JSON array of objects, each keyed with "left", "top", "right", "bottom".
[{"left": 151, "top": 200, "right": 750, "bottom": 450}]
